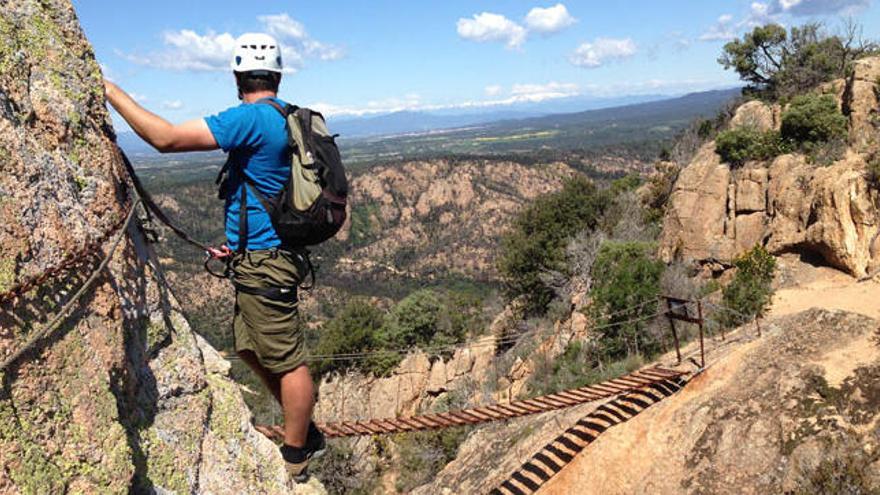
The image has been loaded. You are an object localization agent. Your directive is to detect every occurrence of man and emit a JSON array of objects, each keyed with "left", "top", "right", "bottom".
[{"left": 104, "top": 32, "right": 325, "bottom": 481}]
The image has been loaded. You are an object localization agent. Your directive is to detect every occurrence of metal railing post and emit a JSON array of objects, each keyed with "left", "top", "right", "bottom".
[{"left": 664, "top": 297, "right": 682, "bottom": 365}]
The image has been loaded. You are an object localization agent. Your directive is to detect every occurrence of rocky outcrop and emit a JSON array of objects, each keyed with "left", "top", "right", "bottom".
[
  {"left": 0, "top": 2, "right": 317, "bottom": 492},
  {"left": 728, "top": 100, "right": 780, "bottom": 132},
  {"left": 657, "top": 143, "right": 735, "bottom": 264},
  {"left": 659, "top": 58, "right": 880, "bottom": 277},
  {"left": 315, "top": 346, "right": 494, "bottom": 423},
  {"left": 847, "top": 57, "right": 880, "bottom": 151},
  {"left": 335, "top": 160, "right": 578, "bottom": 279}
]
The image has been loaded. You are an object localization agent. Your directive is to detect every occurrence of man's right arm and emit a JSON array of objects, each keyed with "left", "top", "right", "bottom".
[{"left": 104, "top": 80, "right": 219, "bottom": 153}]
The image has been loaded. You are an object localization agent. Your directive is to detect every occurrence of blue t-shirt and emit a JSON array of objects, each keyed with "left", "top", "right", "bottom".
[{"left": 205, "top": 97, "right": 290, "bottom": 251}]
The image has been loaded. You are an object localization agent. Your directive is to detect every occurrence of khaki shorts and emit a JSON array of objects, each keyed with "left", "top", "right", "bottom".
[{"left": 231, "top": 249, "right": 308, "bottom": 375}]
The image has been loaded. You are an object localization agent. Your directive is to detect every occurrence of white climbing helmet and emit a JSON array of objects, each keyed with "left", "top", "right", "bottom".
[{"left": 231, "top": 33, "right": 283, "bottom": 73}]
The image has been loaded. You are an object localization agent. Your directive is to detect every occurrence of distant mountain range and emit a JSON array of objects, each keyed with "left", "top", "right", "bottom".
[
  {"left": 117, "top": 88, "right": 741, "bottom": 159},
  {"left": 338, "top": 88, "right": 741, "bottom": 162},
  {"left": 326, "top": 93, "right": 676, "bottom": 138}
]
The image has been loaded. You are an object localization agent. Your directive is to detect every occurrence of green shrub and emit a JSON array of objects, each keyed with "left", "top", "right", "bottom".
[
  {"left": 524, "top": 342, "right": 644, "bottom": 398},
  {"left": 715, "top": 127, "right": 787, "bottom": 166},
  {"left": 378, "top": 289, "right": 445, "bottom": 350},
  {"left": 311, "top": 298, "right": 384, "bottom": 378},
  {"left": 348, "top": 202, "right": 382, "bottom": 247},
  {"left": 311, "top": 440, "right": 378, "bottom": 495},
  {"left": 781, "top": 94, "right": 848, "bottom": 147},
  {"left": 644, "top": 160, "right": 681, "bottom": 223},
  {"left": 588, "top": 241, "right": 665, "bottom": 359},
  {"left": 719, "top": 245, "right": 777, "bottom": 329},
  {"left": 313, "top": 287, "right": 487, "bottom": 378},
  {"left": 498, "top": 175, "right": 610, "bottom": 313},
  {"left": 370, "top": 288, "right": 476, "bottom": 376},
  {"left": 392, "top": 391, "right": 473, "bottom": 492},
  {"left": 393, "top": 423, "right": 471, "bottom": 492}
]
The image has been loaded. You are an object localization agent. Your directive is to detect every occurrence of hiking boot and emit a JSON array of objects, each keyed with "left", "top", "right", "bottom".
[
  {"left": 280, "top": 423, "right": 327, "bottom": 483},
  {"left": 280, "top": 444, "right": 310, "bottom": 483},
  {"left": 305, "top": 422, "right": 327, "bottom": 460}
]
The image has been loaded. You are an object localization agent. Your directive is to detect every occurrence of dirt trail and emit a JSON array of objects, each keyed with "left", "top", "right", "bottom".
[{"left": 769, "top": 261, "right": 880, "bottom": 320}]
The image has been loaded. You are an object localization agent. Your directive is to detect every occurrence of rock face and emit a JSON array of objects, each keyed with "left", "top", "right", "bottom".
[
  {"left": 657, "top": 143, "right": 735, "bottom": 263},
  {"left": 728, "top": 100, "right": 780, "bottom": 132},
  {"left": 847, "top": 57, "right": 880, "bottom": 151},
  {"left": 0, "top": 2, "right": 316, "bottom": 493},
  {"left": 335, "top": 159, "right": 578, "bottom": 280},
  {"left": 659, "top": 59, "right": 880, "bottom": 277},
  {"left": 538, "top": 309, "right": 880, "bottom": 494}
]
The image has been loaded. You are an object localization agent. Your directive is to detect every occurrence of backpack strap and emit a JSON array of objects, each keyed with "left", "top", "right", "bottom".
[
  {"left": 241, "top": 175, "right": 274, "bottom": 219},
  {"left": 256, "top": 98, "right": 311, "bottom": 162},
  {"left": 257, "top": 97, "right": 288, "bottom": 117},
  {"left": 238, "top": 178, "right": 248, "bottom": 254},
  {"left": 297, "top": 108, "right": 316, "bottom": 168}
]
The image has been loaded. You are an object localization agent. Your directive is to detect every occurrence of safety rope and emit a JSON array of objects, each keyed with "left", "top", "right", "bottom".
[
  {"left": 0, "top": 198, "right": 140, "bottom": 374},
  {"left": 254, "top": 365, "right": 687, "bottom": 440},
  {"left": 117, "top": 147, "right": 213, "bottom": 253}
]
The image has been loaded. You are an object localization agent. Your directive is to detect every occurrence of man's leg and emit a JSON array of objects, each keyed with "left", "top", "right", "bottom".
[
  {"left": 237, "top": 349, "right": 282, "bottom": 404},
  {"left": 279, "top": 364, "right": 315, "bottom": 447}
]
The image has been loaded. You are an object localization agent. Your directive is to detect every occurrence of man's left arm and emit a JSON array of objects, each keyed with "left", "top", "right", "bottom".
[{"left": 104, "top": 80, "right": 218, "bottom": 153}]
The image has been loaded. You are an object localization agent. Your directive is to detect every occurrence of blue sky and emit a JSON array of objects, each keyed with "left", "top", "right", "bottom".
[{"left": 73, "top": 0, "right": 879, "bottom": 124}]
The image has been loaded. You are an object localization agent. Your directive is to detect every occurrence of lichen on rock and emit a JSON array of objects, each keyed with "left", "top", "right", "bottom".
[{"left": 0, "top": 1, "right": 320, "bottom": 493}]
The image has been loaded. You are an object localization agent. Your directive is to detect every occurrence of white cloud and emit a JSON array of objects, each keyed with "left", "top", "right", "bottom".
[
  {"left": 310, "top": 77, "right": 738, "bottom": 118},
  {"left": 744, "top": 2, "right": 777, "bottom": 26},
  {"left": 118, "top": 13, "right": 342, "bottom": 73},
  {"left": 257, "top": 13, "right": 308, "bottom": 40},
  {"left": 569, "top": 38, "right": 637, "bottom": 68},
  {"left": 581, "top": 77, "right": 737, "bottom": 96},
  {"left": 257, "top": 13, "right": 345, "bottom": 61},
  {"left": 668, "top": 31, "right": 692, "bottom": 51},
  {"left": 457, "top": 12, "right": 527, "bottom": 49},
  {"left": 311, "top": 81, "right": 580, "bottom": 117},
  {"left": 700, "top": 0, "right": 867, "bottom": 43},
  {"left": 524, "top": 4, "right": 577, "bottom": 34},
  {"left": 510, "top": 81, "right": 579, "bottom": 100},
  {"left": 164, "top": 30, "right": 237, "bottom": 71},
  {"left": 484, "top": 84, "right": 503, "bottom": 96},
  {"left": 457, "top": 4, "right": 577, "bottom": 49},
  {"left": 161, "top": 100, "right": 184, "bottom": 110},
  {"left": 129, "top": 92, "right": 148, "bottom": 103},
  {"left": 699, "top": 14, "right": 737, "bottom": 41},
  {"left": 769, "top": 0, "right": 869, "bottom": 15}
]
